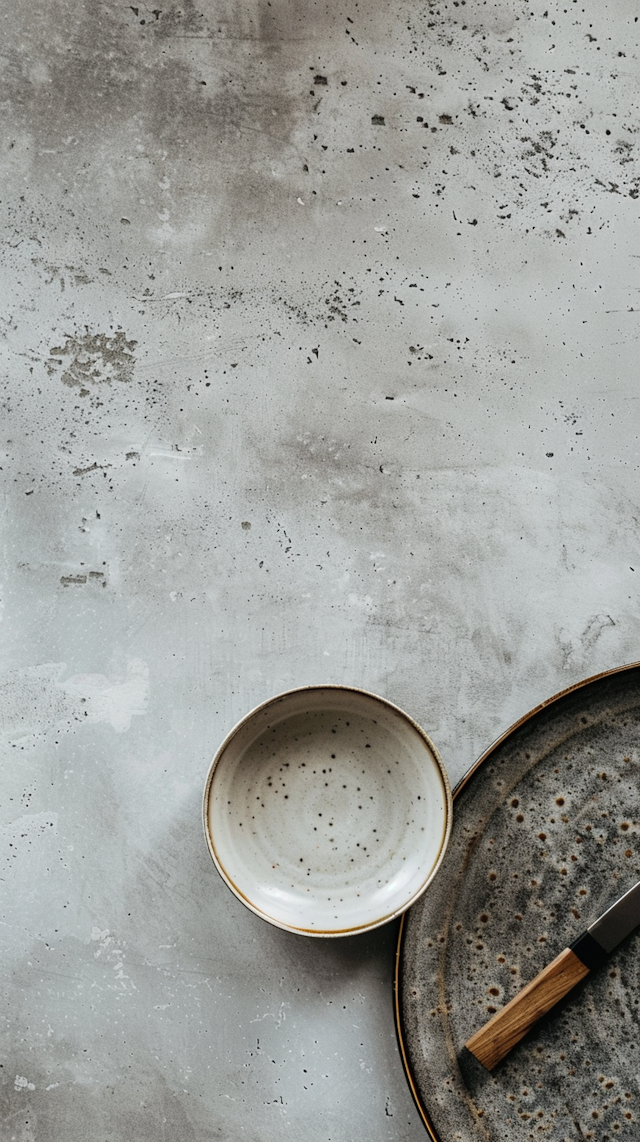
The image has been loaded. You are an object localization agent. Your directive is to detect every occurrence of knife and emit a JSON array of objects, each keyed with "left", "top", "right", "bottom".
[{"left": 465, "top": 878, "right": 640, "bottom": 1070}]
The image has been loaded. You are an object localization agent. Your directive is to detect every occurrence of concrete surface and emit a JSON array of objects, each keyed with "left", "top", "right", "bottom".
[{"left": 1, "top": 0, "right": 638, "bottom": 1138}]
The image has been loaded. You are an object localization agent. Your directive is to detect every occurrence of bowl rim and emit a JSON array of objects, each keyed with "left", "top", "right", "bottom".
[{"left": 202, "top": 684, "right": 453, "bottom": 937}]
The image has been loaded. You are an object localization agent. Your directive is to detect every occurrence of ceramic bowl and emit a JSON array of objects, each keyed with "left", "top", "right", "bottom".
[{"left": 203, "top": 686, "right": 452, "bottom": 936}]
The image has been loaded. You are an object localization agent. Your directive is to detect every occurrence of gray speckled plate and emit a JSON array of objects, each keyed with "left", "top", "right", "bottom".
[{"left": 397, "top": 664, "right": 640, "bottom": 1142}]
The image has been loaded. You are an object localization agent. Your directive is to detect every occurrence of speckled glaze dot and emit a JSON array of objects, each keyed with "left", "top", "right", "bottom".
[
  {"left": 204, "top": 686, "right": 451, "bottom": 936},
  {"left": 399, "top": 665, "right": 640, "bottom": 1142}
]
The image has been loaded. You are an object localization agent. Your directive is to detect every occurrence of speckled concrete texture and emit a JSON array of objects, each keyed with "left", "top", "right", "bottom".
[
  {"left": 1, "top": 0, "right": 639, "bottom": 1138},
  {"left": 401, "top": 666, "right": 640, "bottom": 1141}
]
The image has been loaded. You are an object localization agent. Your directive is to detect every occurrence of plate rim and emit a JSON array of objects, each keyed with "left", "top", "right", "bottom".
[
  {"left": 202, "top": 683, "right": 453, "bottom": 937},
  {"left": 393, "top": 659, "right": 640, "bottom": 1140}
]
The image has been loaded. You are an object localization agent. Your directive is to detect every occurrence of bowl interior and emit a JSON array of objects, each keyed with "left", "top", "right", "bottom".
[{"left": 205, "top": 687, "right": 450, "bottom": 934}]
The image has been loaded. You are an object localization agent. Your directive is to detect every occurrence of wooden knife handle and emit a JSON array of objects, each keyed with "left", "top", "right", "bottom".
[{"left": 464, "top": 947, "right": 590, "bottom": 1070}]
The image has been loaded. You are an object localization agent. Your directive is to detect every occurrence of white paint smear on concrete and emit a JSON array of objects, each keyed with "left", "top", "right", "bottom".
[{"left": 0, "top": 659, "right": 149, "bottom": 738}]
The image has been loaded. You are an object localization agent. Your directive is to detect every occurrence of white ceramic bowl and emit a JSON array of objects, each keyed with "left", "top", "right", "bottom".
[{"left": 203, "top": 686, "right": 452, "bottom": 936}]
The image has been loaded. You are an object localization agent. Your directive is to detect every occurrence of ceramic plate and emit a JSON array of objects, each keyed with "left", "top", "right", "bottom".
[
  {"left": 203, "top": 686, "right": 452, "bottom": 936},
  {"left": 397, "top": 662, "right": 640, "bottom": 1141}
]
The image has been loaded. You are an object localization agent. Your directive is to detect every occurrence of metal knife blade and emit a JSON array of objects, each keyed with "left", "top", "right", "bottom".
[{"left": 588, "top": 878, "right": 640, "bottom": 953}]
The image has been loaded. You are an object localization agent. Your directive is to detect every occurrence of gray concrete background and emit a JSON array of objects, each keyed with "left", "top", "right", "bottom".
[{"left": 1, "top": 0, "right": 638, "bottom": 1138}]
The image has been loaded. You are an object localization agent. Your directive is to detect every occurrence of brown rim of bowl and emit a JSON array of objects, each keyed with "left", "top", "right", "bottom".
[
  {"left": 202, "top": 684, "right": 453, "bottom": 938},
  {"left": 393, "top": 658, "right": 640, "bottom": 1141}
]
